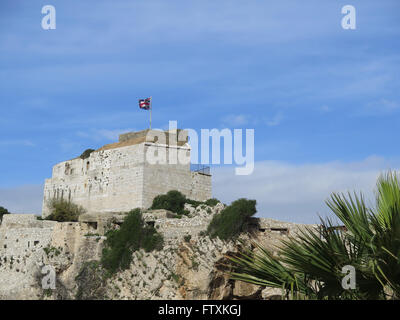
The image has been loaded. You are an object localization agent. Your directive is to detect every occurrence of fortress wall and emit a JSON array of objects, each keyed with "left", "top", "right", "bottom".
[
  {"left": 190, "top": 172, "right": 212, "bottom": 201},
  {"left": 42, "top": 143, "right": 147, "bottom": 216},
  {"left": 0, "top": 214, "right": 104, "bottom": 299},
  {"left": 0, "top": 215, "right": 57, "bottom": 257},
  {"left": 142, "top": 143, "right": 193, "bottom": 208},
  {"left": 141, "top": 142, "right": 211, "bottom": 207},
  {"left": 42, "top": 129, "right": 212, "bottom": 216},
  {"left": 0, "top": 215, "right": 56, "bottom": 293}
]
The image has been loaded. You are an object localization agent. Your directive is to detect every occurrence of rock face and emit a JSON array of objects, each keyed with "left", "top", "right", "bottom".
[
  {"left": 0, "top": 203, "right": 314, "bottom": 300},
  {"left": 0, "top": 214, "right": 104, "bottom": 299}
]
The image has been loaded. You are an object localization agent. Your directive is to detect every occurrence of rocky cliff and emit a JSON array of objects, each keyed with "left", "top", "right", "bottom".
[{"left": 0, "top": 203, "right": 311, "bottom": 300}]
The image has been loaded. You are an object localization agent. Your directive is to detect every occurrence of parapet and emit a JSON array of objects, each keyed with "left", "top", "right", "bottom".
[
  {"left": 1, "top": 214, "right": 56, "bottom": 229},
  {"left": 119, "top": 129, "right": 188, "bottom": 145},
  {"left": 94, "top": 129, "right": 189, "bottom": 152}
]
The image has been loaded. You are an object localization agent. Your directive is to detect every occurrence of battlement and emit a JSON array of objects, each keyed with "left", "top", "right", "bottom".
[{"left": 118, "top": 129, "right": 188, "bottom": 144}]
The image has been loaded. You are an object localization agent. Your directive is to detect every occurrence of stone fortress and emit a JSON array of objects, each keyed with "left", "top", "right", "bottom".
[
  {"left": 42, "top": 128, "right": 212, "bottom": 216},
  {"left": 0, "top": 128, "right": 311, "bottom": 300}
]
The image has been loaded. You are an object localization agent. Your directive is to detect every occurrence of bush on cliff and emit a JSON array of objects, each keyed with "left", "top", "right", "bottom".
[
  {"left": 151, "top": 190, "right": 188, "bottom": 215},
  {"left": 151, "top": 190, "right": 221, "bottom": 214},
  {"left": 0, "top": 206, "right": 9, "bottom": 221},
  {"left": 79, "top": 148, "right": 95, "bottom": 160},
  {"left": 46, "top": 199, "right": 85, "bottom": 222},
  {"left": 206, "top": 198, "right": 257, "bottom": 240},
  {"left": 185, "top": 197, "right": 220, "bottom": 208},
  {"left": 101, "top": 208, "right": 164, "bottom": 274},
  {"left": 204, "top": 198, "right": 220, "bottom": 207}
]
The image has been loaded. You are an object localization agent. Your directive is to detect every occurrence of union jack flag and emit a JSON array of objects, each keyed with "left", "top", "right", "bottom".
[{"left": 139, "top": 97, "right": 151, "bottom": 110}]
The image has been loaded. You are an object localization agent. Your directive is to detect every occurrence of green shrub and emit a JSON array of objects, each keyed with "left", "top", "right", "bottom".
[
  {"left": 44, "top": 246, "right": 61, "bottom": 257},
  {"left": 0, "top": 206, "right": 9, "bottom": 221},
  {"left": 101, "top": 209, "right": 163, "bottom": 274},
  {"left": 79, "top": 149, "right": 95, "bottom": 160},
  {"left": 45, "top": 199, "right": 85, "bottom": 222},
  {"left": 151, "top": 190, "right": 221, "bottom": 215},
  {"left": 206, "top": 198, "right": 257, "bottom": 240},
  {"left": 151, "top": 190, "right": 187, "bottom": 214},
  {"left": 205, "top": 198, "right": 220, "bottom": 207},
  {"left": 185, "top": 198, "right": 203, "bottom": 208}
]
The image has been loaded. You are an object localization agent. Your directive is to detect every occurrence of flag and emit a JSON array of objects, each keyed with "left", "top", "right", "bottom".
[{"left": 139, "top": 97, "right": 151, "bottom": 110}]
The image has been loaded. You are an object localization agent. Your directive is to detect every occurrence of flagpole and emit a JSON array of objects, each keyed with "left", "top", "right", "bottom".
[{"left": 150, "top": 96, "right": 152, "bottom": 129}]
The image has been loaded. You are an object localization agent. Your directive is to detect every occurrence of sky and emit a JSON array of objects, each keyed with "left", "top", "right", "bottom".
[{"left": 0, "top": 0, "right": 399, "bottom": 223}]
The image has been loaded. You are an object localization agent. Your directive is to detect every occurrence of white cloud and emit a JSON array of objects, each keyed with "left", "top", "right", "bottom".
[
  {"left": 2, "top": 1, "right": 343, "bottom": 56},
  {"left": 212, "top": 156, "right": 398, "bottom": 224},
  {"left": 319, "top": 105, "right": 332, "bottom": 113},
  {"left": 221, "top": 113, "right": 284, "bottom": 128},
  {"left": 221, "top": 114, "right": 249, "bottom": 126},
  {"left": 363, "top": 98, "right": 400, "bottom": 116},
  {"left": 0, "top": 185, "right": 43, "bottom": 214},
  {"left": 0, "top": 140, "right": 35, "bottom": 147},
  {"left": 266, "top": 113, "right": 283, "bottom": 127}
]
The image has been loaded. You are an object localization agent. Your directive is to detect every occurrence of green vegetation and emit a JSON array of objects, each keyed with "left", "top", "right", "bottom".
[
  {"left": 85, "top": 232, "right": 101, "bottom": 237},
  {"left": 43, "top": 288, "right": 52, "bottom": 297},
  {"left": 101, "top": 208, "right": 164, "bottom": 274},
  {"left": 186, "top": 197, "right": 220, "bottom": 208},
  {"left": 205, "top": 198, "right": 220, "bottom": 207},
  {"left": 45, "top": 198, "right": 85, "bottom": 222},
  {"left": 151, "top": 190, "right": 187, "bottom": 215},
  {"left": 150, "top": 190, "right": 220, "bottom": 215},
  {"left": 0, "top": 206, "right": 10, "bottom": 221},
  {"left": 228, "top": 171, "right": 400, "bottom": 300},
  {"left": 44, "top": 246, "right": 61, "bottom": 257},
  {"left": 79, "top": 148, "right": 95, "bottom": 160},
  {"left": 206, "top": 198, "right": 257, "bottom": 240}
]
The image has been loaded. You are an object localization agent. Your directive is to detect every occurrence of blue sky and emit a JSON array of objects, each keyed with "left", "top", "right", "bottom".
[{"left": 0, "top": 0, "right": 399, "bottom": 222}]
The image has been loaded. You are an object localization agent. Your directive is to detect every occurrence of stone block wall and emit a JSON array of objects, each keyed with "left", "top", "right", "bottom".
[
  {"left": 42, "top": 143, "right": 146, "bottom": 216},
  {"left": 0, "top": 214, "right": 56, "bottom": 258},
  {"left": 142, "top": 143, "right": 192, "bottom": 208},
  {"left": 190, "top": 172, "right": 212, "bottom": 201},
  {"left": 0, "top": 214, "right": 104, "bottom": 299},
  {"left": 0, "top": 214, "right": 57, "bottom": 298}
]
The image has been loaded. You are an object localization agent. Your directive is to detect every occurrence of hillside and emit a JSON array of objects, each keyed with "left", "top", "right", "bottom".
[{"left": 0, "top": 202, "right": 311, "bottom": 300}]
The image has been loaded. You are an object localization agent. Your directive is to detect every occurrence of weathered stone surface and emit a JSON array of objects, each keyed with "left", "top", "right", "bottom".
[
  {"left": 262, "top": 287, "right": 284, "bottom": 300},
  {"left": 233, "top": 281, "right": 260, "bottom": 298},
  {"left": 0, "top": 214, "right": 104, "bottom": 299},
  {"left": 0, "top": 204, "right": 315, "bottom": 300}
]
